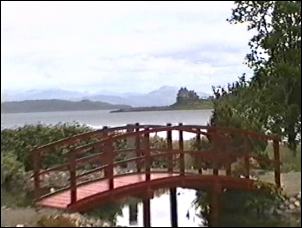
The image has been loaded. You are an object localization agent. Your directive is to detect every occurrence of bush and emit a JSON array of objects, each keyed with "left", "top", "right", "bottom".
[
  {"left": 1, "top": 152, "right": 26, "bottom": 190},
  {"left": 1, "top": 122, "right": 92, "bottom": 171},
  {"left": 1, "top": 152, "right": 34, "bottom": 207},
  {"left": 266, "top": 143, "right": 301, "bottom": 172},
  {"left": 194, "top": 181, "right": 285, "bottom": 226}
]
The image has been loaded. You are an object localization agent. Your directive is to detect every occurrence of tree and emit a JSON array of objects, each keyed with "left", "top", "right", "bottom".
[
  {"left": 176, "top": 87, "right": 200, "bottom": 104},
  {"left": 211, "top": 1, "right": 301, "bottom": 155}
]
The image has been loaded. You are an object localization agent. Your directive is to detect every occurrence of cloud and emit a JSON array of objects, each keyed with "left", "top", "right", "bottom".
[{"left": 1, "top": 1, "right": 253, "bottom": 94}]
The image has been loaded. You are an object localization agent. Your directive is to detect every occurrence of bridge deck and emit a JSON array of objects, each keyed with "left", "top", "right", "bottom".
[{"left": 37, "top": 173, "right": 179, "bottom": 209}]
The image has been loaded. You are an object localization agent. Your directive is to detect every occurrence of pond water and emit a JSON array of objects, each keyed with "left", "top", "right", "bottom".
[
  {"left": 2, "top": 109, "right": 301, "bottom": 227},
  {"left": 116, "top": 188, "right": 204, "bottom": 227},
  {"left": 1, "top": 109, "right": 213, "bottom": 130}
]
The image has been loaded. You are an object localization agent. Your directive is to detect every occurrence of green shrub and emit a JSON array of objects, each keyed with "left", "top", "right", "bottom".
[
  {"left": 84, "top": 202, "right": 123, "bottom": 225},
  {"left": 266, "top": 143, "right": 301, "bottom": 172},
  {"left": 1, "top": 122, "right": 91, "bottom": 171},
  {"left": 1, "top": 151, "right": 26, "bottom": 190}
]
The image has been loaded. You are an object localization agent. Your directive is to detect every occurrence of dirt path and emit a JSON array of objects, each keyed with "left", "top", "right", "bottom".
[{"left": 1, "top": 207, "right": 58, "bottom": 227}]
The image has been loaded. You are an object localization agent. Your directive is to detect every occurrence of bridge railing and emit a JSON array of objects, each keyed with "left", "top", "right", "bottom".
[{"left": 31, "top": 123, "right": 281, "bottom": 204}]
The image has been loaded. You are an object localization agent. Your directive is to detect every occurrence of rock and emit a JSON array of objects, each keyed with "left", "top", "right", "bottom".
[
  {"left": 290, "top": 197, "right": 296, "bottom": 203},
  {"left": 289, "top": 204, "right": 295, "bottom": 210},
  {"left": 103, "top": 222, "right": 110, "bottom": 227},
  {"left": 268, "top": 207, "right": 275, "bottom": 214},
  {"left": 294, "top": 201, "right": 300, "bottom": 207},
  {"left": 16, "top": 225, "right": 24, "bottom": 227},
  {"left": 275, "top": 209, "right": 283, "bottom": 215},
  {"left": 297, "top": 192, "right": 301, "bottom": 200},
  {"left": 279, "top": 204, "right": 286, "bottom": 210}
]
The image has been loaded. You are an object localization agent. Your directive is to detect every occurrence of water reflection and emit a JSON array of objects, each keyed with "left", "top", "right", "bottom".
[{"left": 116, "top": 188, "right": 205, "bottom": 227}]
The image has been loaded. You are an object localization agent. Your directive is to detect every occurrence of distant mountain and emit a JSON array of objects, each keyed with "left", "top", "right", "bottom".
[
  {"left": 86, "top": 94, "right": 129, "bottom": 105},
  {"left": 2, "top": 86, "right": 211, "bottom": 107},
  {"left": 1, "top": 99, "right": 131, "bottom": 113},
  {"left": 2, "top": 89, "right": 86, "bottom": 102}
]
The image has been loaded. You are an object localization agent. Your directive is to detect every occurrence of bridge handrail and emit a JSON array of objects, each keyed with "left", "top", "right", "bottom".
[
  {"left": 32, "top": 124, "right": 165, "bottom": 154},
  {"left": 32, "top": 123, "right": 281, "bottom": 203}
]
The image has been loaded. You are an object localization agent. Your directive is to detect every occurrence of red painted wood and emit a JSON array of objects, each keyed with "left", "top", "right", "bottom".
[
  {"left": 32, "top": 123, "right": 282, "bottom": 213},
  {"left": 178, "top": 123, "right": 184, "bottom": 175},
  {"left": 273, "top": 139, "right": 281, "bottom": 188},
  {"left": 144, "top": 128, "right": 150, "bottom": 181},
  {"left": 135, "top": 123, "right": 142, "bottom": 172},
  {"left": 37, "top": 172, "right": 178, "bottom": 209},
  {"left": 36, "top": 172, "right": 260, "bottom": 211},
  {"left": 167, "top": 123, "right": 173, "bottom": 173}
]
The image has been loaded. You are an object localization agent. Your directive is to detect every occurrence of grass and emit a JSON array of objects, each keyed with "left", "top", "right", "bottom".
[{"left": 266, "top": 143, "right": 301, "bottom": 172}]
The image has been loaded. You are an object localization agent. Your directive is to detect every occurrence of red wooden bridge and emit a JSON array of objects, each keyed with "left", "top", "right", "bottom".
[{"left": 31, "top": 123, "right": 281, "bottom": 227}]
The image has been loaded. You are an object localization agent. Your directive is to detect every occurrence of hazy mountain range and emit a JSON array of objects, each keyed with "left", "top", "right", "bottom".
[
  {"left": 2, "top": 86, "right": 211, "bottom": 107},
  {"left": 1, "top": 99, "right": 130, "bottom": 113}
]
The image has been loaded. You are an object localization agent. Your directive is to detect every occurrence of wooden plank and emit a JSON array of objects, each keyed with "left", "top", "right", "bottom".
[
  {"left": 144, "top": 128, "right": 150, "bottom": 181},
  {"left": 179, "top": 123, "right": 185, "bottom": 175},
  {"left": 33, "top": 148, "right": 41, "bottom": 200},
  {"left": 69, "top": 152, "right": 77, "bottom": 204},
  {"left": 135, "top": 123, "right": 142, "bottom": 172},
  {"left": 273, "top": 140, "right": 281, "bottom": 188},
  {"left": 167, "top": 123, "right": 173, "bottom": 173}
]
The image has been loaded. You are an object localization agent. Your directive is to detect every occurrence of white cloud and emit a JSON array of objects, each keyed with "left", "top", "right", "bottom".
[{"left": 1, "top": 1, "right": 253, "bottom": 94}]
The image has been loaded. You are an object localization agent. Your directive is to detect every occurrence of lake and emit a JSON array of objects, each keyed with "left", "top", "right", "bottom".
[
  {"left": 1, "top": 109, "right": 211, "bottom": 226},
  {"left": 1, "top": 109, "right": 213, "bottom": 130},
  {"left": 3, "top": 109, "right": 299, "bottom": 227}
]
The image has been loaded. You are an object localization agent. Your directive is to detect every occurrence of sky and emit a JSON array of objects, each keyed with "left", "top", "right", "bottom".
[{"left": 1, "top": 1, "right": 253, "bottom": 95}]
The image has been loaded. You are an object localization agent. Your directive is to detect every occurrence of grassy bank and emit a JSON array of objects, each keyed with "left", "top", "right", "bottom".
[{"left": 266, "top": 143, "right": 301, "bottom": 172}]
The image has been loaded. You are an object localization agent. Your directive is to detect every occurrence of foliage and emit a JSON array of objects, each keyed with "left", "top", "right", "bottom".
[
  {"left": 171, "top": 87, "right": 213, "bottom": 109},
  {"left": 210, "top": 76, "right": 269, "bottom": 156},
  {"left": 1, "top": 151, "right": 26, "bottom": 191},
  {"left": 266, "top": 143, "right": 301, "bottom": 172},
  {"left": 1, "top": 122, "right": 92, "bottom": 171},
  {"left": 37, "top": 215, "right": 77, "bottom": 227},
  {"left": 176, "top": 87, "right": 200, "bottom": 104},
  {"left": 84, "top": 202, "right": 123, "bottom": 225},
  {"left": 214, "top": 1, "right": 301, "bottom": 156},
  {"left": 193, "top": 191, "right": 211, "bottom": 226},
  {"left": 193, "top": 181, "right": 286, "bottom": 226}
]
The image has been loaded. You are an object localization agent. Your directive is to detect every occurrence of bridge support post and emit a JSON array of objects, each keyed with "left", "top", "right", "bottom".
[
  {"left": 178, "top": 123, "right": 185, "bottom": 175},
  {"left": 170, "top": 187, "right": 178, "bottom": 227},
  {"left": 104, "top": 136, "right": 114, "bottom": 190},
  {"left": 135, "top": 123, "right": 141, "bottom": 173},
  {"left": 32, "top": 148, "right": 42, "bottom": 201},
  {"left": 144, "top": 128, "right": 150, "bottom": 181},
  {"left": 244, "top": 155, "right": 250, "bottom": 179},
  {"left": 196, "top": 129, "right": 202, "bottom": 174},
  {"left": 167, "top": 123, "right": 173, "bottom": 173},
  {"left": 69, "top": 152, "right": 77, "bottom": 204},
  {"left": 273, "top": 139, "right": 281, "bottom": 188},
  {"left": 127, "top": 124, "right": 137, "bottom": 172},
  {"left": 102, "top": 126, "right": 109, "bottom": 178},
  {"left": 143, "top": 197, "right": 151, "bottom": 227},
  {"left": 213, "top": 165, "right": 219, "bottom": 176},
  {"left": 226, "top": 164, "right": 231, "bottom": 176},
  {"left": 129, "top": 201, "right": 138, "bottom": 225},
  {"left": 209, "top": 183, "right": 221, "bottom": 227}
]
